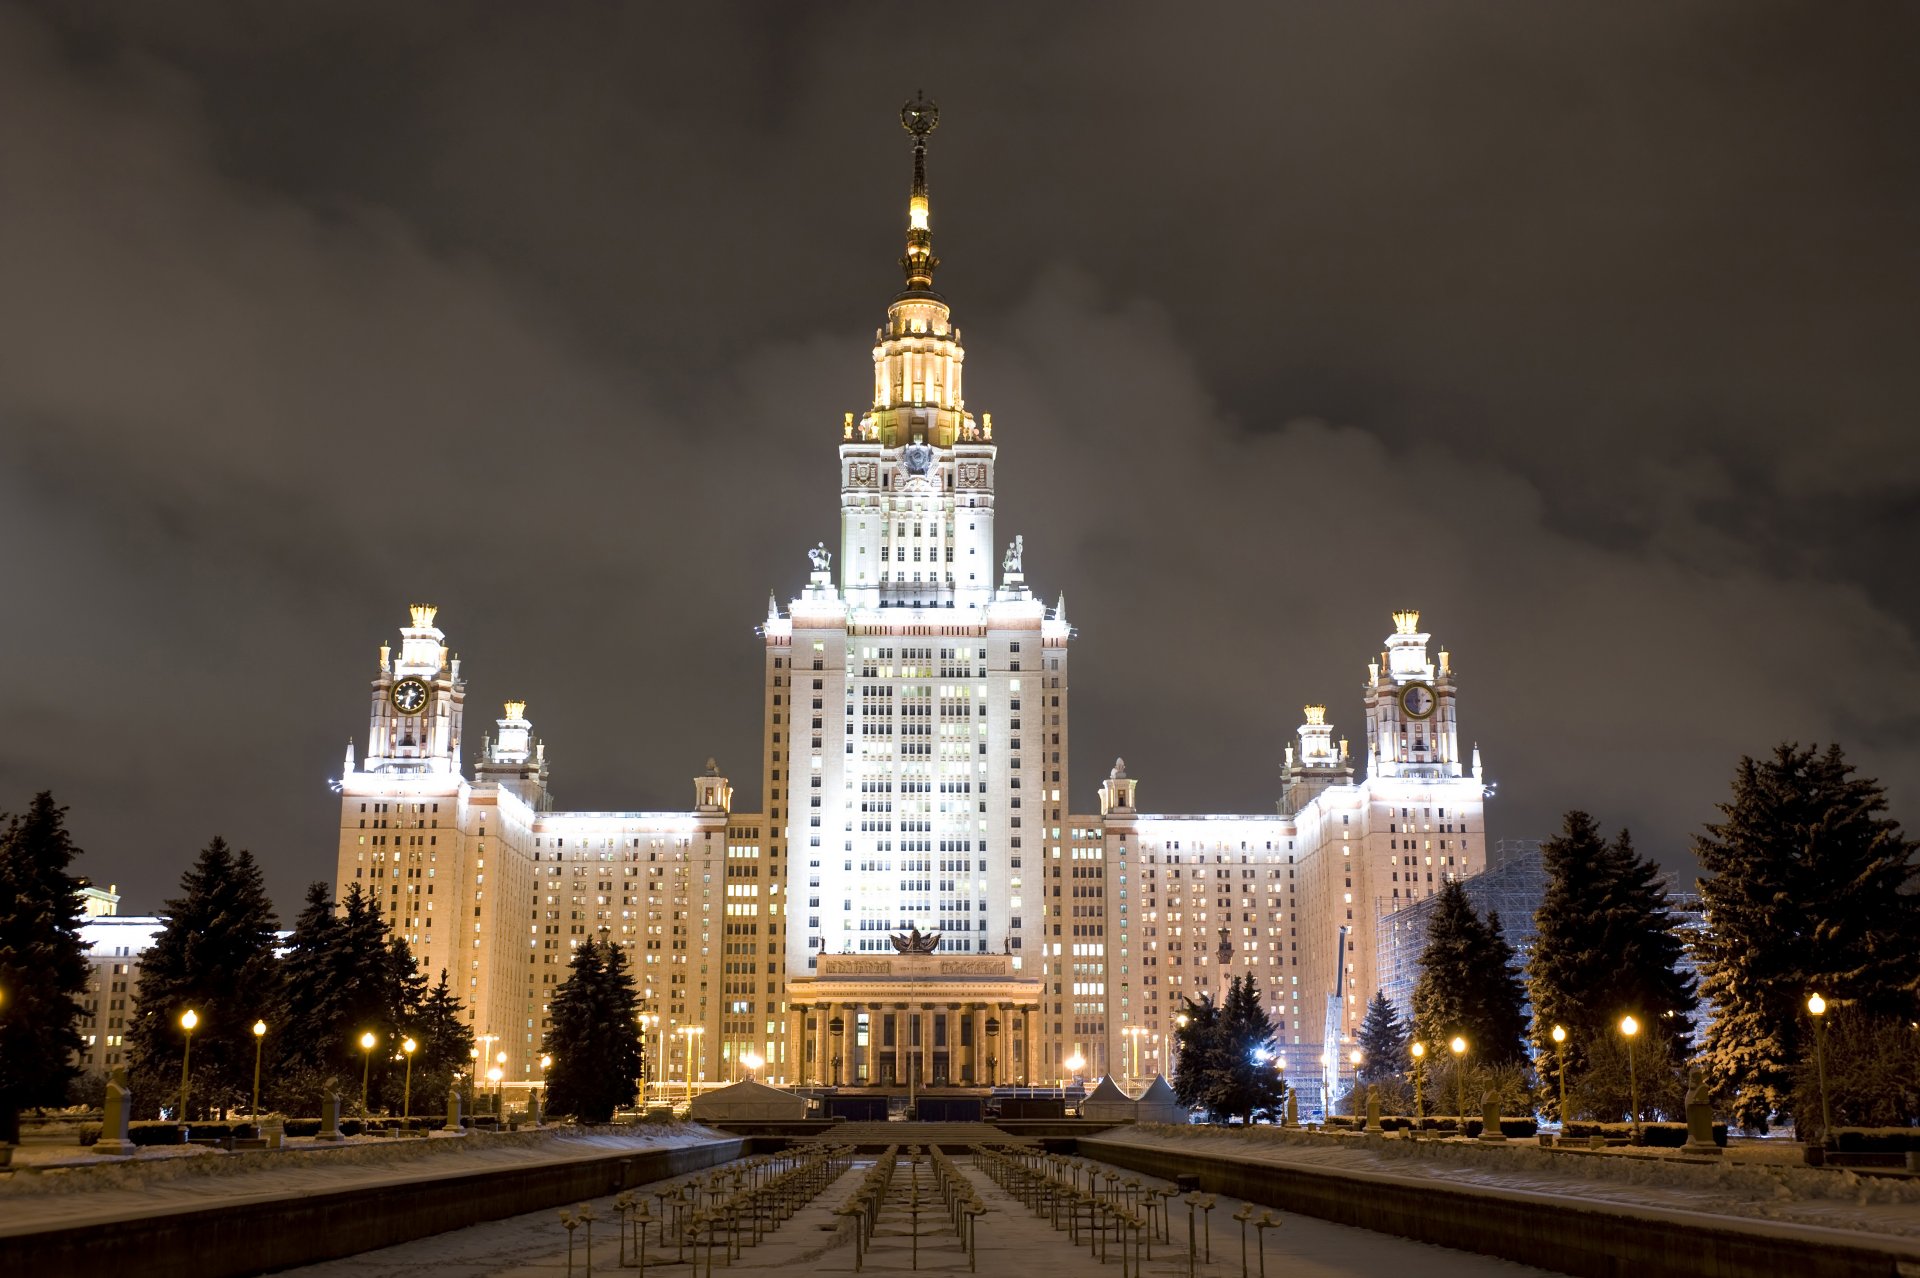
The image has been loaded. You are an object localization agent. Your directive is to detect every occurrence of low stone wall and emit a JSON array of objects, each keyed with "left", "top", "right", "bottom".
[
  {"left": 3, "top": 1136, "right": 746, "bottom": 1278},
  {"left": 1081, "top": 1134, "right": 1920, "bottom": 1278}
]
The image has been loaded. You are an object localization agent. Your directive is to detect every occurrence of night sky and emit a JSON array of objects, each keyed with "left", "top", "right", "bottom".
[{"left": 4, "top": 2, "right": 1916, "bottom": 918}]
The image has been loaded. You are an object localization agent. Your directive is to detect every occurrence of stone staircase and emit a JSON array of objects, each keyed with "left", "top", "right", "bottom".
[{"left": 799, "top": 1120, "right": 1035, "bottom": 1151}]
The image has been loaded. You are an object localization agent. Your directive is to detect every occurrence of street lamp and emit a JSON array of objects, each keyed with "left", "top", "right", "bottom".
[
  {"left": 177, "top": 1009, "right": 199, "bottom": 1130},
  {"left": 1619, "top": 1016, "right": 1641, "bottom": 1140},
  {"left": 1449, "top": 1035, "right": 1468, "bottom": 1129},
  {"left": 1807, "top": 993, "right": 1832, "bottom": 1143},
  {"left": 741, "top": 1050, "right": 764, "bottom": 1081},
  {"left": 250, "top": 1020, "right": 268, "bottom": 1120},
  {"left": 401, "top": 1038, "right": 417, "bottom": 1124},
  {"left": 1549, "top": 1025, "right": 1568, "bottom": 1125},
  {"left": 468, "top": 1046, "right": 480, "bottom": 1112},
  {"left": 495, "top": 1050, "right": 508, "bottom": 1117},
  {"left": 359, "top": 1031, "right": 378, "bottom": 1114},
  {"left": 488, "top": 1065, "right": 503, "bottom": 1115},
  {"left": 680, "top": 1025, "right": 705, "bottom": 1107},
  {"left": 1064, "top": 1050, "right": 1086, "bottom": 1089},
  {"left": 1410, "top": 1042, "right": 1425, "bottom": 1121}
]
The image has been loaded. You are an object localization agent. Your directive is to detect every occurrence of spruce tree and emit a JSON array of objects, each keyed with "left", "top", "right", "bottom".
[
  {"left": 1356, "top": 991, "right": 1409, "bottom": 1087},
  {"left": 1696, "top": 743, "right": 1920, "bottom": 1130},
  {"left": 1529, "top": 812, "right": 1697, "bottom": 1119},
  {"left": 410, "top": 969, "right": 474, "bottom": 1114},
  {"left": 277, "top": 882, "right": 346, "bottom": 1079},
  {"left": 126, "top": 838, "right": 281, "bottom": 1118},
  {"left": 1170, "top": 993, "right": 1221, "bottom": 1113},
  {"left": 0, "top": 793, "right": 90, "bottom": 1143},
  {"left": 1412, "top": 880, "right": 1528, "bottom": 1067},
  {"left": 1214, "top": 974, "right": 1287, "bottom": 1123},
  {"left": 543, "top": 935, "right": 642, "bottom": 1124}
]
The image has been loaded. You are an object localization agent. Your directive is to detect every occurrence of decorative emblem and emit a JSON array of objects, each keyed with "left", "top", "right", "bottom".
[
  {"left": 956, "top": 461, "right": 987, "bottom": 488},
  {"left": 808, "top": 542, "right": 832, "bottom": 573},
  {"left": 848, "top": 461, "right": 879, "bottom": 487},
  {"left": 903, "top": 441, "right": 935, "bottom": 476},
  {"left": 1217, "top": 926, "right": 1234, "bottom": 965},
  {"left": 889, "top": 925, "right": 942, "bottom": 954}
]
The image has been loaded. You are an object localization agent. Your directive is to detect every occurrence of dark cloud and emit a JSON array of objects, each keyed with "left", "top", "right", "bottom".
[{"left": 2, "top": 1, "right": 1916, "bottom": 915}]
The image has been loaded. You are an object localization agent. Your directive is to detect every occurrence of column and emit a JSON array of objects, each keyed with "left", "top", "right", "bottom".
[
  {"left": 970, "top": 1004, "right": 986, "bottom": 1086},
  {"left": 892, "top": 1004, "right": 907, "bottom": 1087},
  {"left": 919, "top": 1005, "right": 935, "bottom": 1089},
  {"left": 1022, "top": 1005, "right": 1036, "bottom": 1087}
]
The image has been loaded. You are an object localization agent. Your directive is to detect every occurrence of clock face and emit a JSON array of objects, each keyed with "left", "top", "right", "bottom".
[
  {"left": 391, "top": 677, "right": 430, "bottom": 716},
  {"left": 1399, "top": 682, "right": 1436, "bottom": 720}
]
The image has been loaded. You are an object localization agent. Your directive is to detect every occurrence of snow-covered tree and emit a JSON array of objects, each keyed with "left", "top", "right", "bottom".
[
  {"left": 543, "top": 935, "right": 642, "bottom": 1124},
  {"left": 1696, "top": 743, "right": 1920, "bottom": 1130},
  {"left": 1356, "top": 991, "right": 1409, "bottom": 1086}
]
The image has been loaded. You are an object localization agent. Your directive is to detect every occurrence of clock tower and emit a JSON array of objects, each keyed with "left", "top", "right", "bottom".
[
  {"left": 361, "top": 604, "right": 466, "bottom": 774},
  {"left": 1362, "top": 610, "right": 1463, "bottom": 781}
]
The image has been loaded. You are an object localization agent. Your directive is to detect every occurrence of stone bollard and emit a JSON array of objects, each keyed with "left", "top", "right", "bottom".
[
  {"left": 1364, "top": 1085, "right": 1382, "bottom": 1134},
  {"left": 1683, "top": 1069, "right": 1722, "bottom": 1155},
  {"left": 98, "top": 1065, "right": 137, "bottom": 1156},
  {"left": 1282, "top": 1092, "right": 1298, "bottom": 1129},
  {"left": 529, "top": 1090, "right": 544, "bottom": 1128},
  {"left": 446, "top": 1088, "right": 463, "bottom": 1131},
  {"left": 318, "top": 1092, "right": 346, "bottom": 1141},
  {"left": 1477, "top": 1092, "right": 1507, "bottom": 1142}
]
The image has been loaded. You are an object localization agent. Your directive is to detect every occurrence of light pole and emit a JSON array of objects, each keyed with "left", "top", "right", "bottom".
[
  {"left": 177, "top": 1009, "right": 199, "bottom": 1130},
  {"left": 251, "top": 1020, "right": 267, "bottom": 1121},
  {"left": 1807, "top": 993, "right": 1832, "bottom": 1143},
  {"left": 401, "top": 1038, "right": 417, "bottom": 1124},
  {"left": 681, "top": 1026, "right": 705, "bottom": 1108},
  {"left": 638, "top": 1014, "right": 658, "bottom": 1103},
  {"left": 495, "top": 1050, "right": 508, "bottom": 1116},
  {"left": 741, "top": 1050, "right": 764, "bottom": 1082},
  {"left": 1449, "top": 1035, "right": 1468, "bottom": 1129},
  {"left": 1619, "top": 1016, "right": 1641, "bottom": 1140},
  {"left": 467, "top": 1046, "right": 479, "bottom": 1113},
  {"left": 359, "top": 1031, "right": 378, "bottom": 1114},
  {"left": 1410, "top": 1042, "right": 1425, "bottom": 1121},
  {"left": 1064, "top": 1050, "right": 1086, "bottom": 1092},
  {"left": 488, "top": 1066, "right": 503, "bottom": 1115},
  {"left": 1550, "top": 1025, "right": 1568, "bottom": 1125}
]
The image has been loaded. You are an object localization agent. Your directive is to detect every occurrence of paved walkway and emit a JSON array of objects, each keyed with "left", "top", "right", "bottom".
[{"left": 288, "top": 1153, "right": 1551, "bottom": 1277}]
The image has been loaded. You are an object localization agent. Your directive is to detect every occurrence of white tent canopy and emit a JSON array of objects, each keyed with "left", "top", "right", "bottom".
[
  {"left": 1078, "top": 1075, "right": 1136, "bottom": 1121},
  {"left": 1133, "top": 1074, "right": 1187, "bottom": 1125},
  {"left": 687, "top": 1078, "right": 811, "bottom": 1122}
]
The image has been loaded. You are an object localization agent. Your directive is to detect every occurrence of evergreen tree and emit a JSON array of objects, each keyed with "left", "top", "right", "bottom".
[
  {"left": 409, "top": 968, "right": 474, "bottom": 1114},
  {"left": 1356, "top": 992, "right": 1409, "bottom": 1088},
  {"left": 1170, "top": 993, "right": 1222, "bottom": 1112},
  {"left": 272, "top": 883, "right": 428, "bottom": 1113},
  {"left": 543, "top": 935, "right": 642, "bottom": 1124},
  {"left": 1528, "top": 812, "right": 1697, "bottom": 1118},
  {"left": 1169, "top": 978, "right": 1285, "bottom": 1122},
  {"left": 126, "top": 838, "right": 281, "bottom": 1118},
  {"left": 0, "top": 793, "right": 90, "bottom": 1143},
  {"left": 1696, "top": 744, "right": 1920, "bottom": 1130},
  {"left": 1412, "top": 880, "right": 1528, "bottom": 1067}
]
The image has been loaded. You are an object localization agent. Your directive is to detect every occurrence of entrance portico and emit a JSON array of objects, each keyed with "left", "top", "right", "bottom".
[{"left": 787, "top": 951, "right": 1041, "bottom": 1089}]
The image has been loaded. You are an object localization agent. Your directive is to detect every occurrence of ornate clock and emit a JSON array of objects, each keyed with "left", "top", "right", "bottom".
[
  {"left": 390, "top": 677, "right": 430, "bottom": 716},
  {"left": 1399, "top": 682, "right": 1436, "bottom": 720}
]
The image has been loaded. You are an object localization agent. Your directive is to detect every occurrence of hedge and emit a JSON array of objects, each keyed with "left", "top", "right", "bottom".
[
  {"left": 1316, "top": 1114, "right": 1538, "bottom": 1138},
  {"left": 1831, "top": 1128, "right": 1920, "bottom": 1153},
  {"left": 1562, "top": 1121, "right": 1727, "bottom": 1148}
]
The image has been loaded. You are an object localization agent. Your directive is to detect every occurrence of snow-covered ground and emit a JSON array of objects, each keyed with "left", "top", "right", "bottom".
[
  {"left": 1091, "top": 1124, "right": 1920, "bottom": 1241},
  {"left": 284, "top": 1152, "right": 1555, "bottom": 1277},
  {"left": 0, "top": 1124, "right": 731, "bottom": 1235}
]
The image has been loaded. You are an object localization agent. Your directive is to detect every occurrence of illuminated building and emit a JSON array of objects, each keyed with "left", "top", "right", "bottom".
[{"left": 330, "top": 97, "right": 1489, "bottom": 1107}]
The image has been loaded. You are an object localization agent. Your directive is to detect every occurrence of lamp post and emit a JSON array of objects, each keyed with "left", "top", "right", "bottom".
[
  {"left": 741, "top": 1050, "right": 764, "bottom": 1082},
  {"left": 1549, "top": 1025, "right": 1568, "bottom": 1125},
  {"left": 1410, "top": 1042, "right": 1425, "bottom": 1121},
  {"left": 467, "top": 1047, "right": 479, "bottom": 1113},
  {"left": 1064, "top": 1050, "right": 1086, "bottom": 1091},
  {"left": 681, "top": 1025, "right": 705, "bottom": 1108},
  {"left": 359, "top": 1031, "right": 378, "bottom": 1114},
  {"left": 985, "top": 1015, "right": 1000, "bottom": 1087},
  {"left": 401, "top": 1038, "right": 417, "bottom": 1124},
  {"left": 488, "top": 1066, "right": 503, "bottom": 1115},
  {"left": 495, "top": 1050, "right": 508, "bottom": 1117},
  {"left": 1807, "top": 993, "right": 1832, "bottom": 1143},
  {"left": 1619, "top": 1016, "right": 1641, "bottom": 1140},
  {"left": 177, "top": 1009, "right": 199, "bottom": 1130},
  {"left": 251, "top": 1020, "right": 267, "bottom": 1120},
  {"left": 1448, "top": 1036, "right": 1468, "bottom": 1129}
]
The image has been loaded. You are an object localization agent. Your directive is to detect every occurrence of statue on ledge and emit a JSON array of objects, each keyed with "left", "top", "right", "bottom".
[{"left": 889, "top": 925, "right": 942, "bottom": 954}]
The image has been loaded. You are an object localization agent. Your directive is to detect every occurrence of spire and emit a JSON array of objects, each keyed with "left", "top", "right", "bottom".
[{"left": 899, "top": 90, "right": 940, "bottom": 293}]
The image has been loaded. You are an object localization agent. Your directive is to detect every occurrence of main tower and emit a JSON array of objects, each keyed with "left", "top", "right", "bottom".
[{"left": 774, "top": 97, "right": 1054, "bottom": 1088}]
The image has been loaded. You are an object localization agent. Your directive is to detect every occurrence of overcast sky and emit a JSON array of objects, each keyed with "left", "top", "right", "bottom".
[{"left": 3, "top": 2, "right": 1915, "bottom": 918}]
